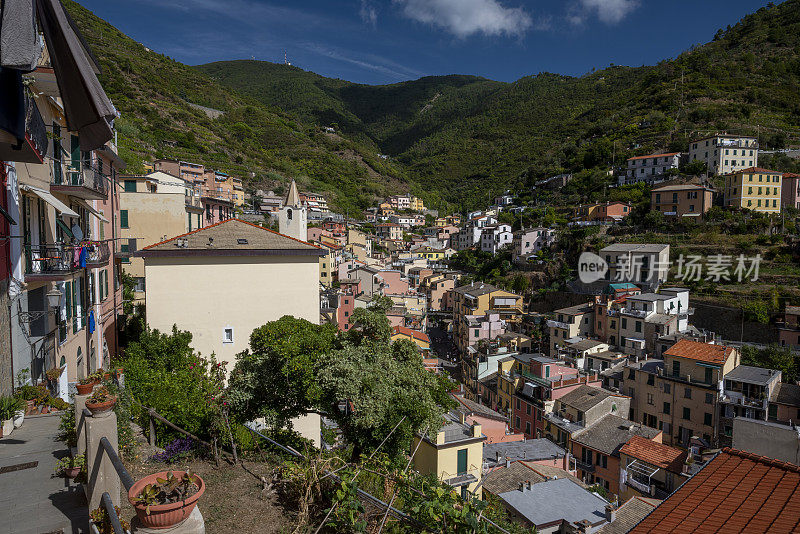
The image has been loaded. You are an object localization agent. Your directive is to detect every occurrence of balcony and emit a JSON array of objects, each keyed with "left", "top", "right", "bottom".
[
  {"left": 547, "top": 319, "right": 571, "bottom": 329},
  {"left": 185, "top": 195, "right": 203, "bottom": 211},
  {"left": 85, "top": 241, "right": 110, "bottom": 266},
  {"left": 24, "top": 244, "right": 78, "bottom": 280},
  {"left": 0, "top": 92, "right": 48, "bottom": 163},
  {"left": 622, "top": 308, "right": 649, "bottom": 319},
  {"left": 574, "top": 459, "right": 595, "bottom": 473},
  {"left": 51, "top": 163, "right": 108, "bottom": 200}
]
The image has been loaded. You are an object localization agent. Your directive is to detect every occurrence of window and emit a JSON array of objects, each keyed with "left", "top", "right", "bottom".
[
  {"left": 663, "top": 402, "right": 671, "bottom": 415},
  {"left": 628, "top": 369, "right": 635, "bottom": 380},
  {"left": 526, "top": 404, "right": 531, "bottom": 416},
  {"left": 684, "top": 388, "right": 692, "bottom": 399},
  {"left": 515, "top": 416, "right": 520, "bottom": 429},
  {"left": 647, "top": 374, "right": 654, "bottom": 386},
  {"left": 120, "top": 210, "right": 129, "bottom": 228},
  {"left": 223, "top": 327, "right": 234, "bottom": 343},
  {"left": 457, "top": 449, "right": 468, "bottom": 475},
  {"left": 683, "top": 407, "right": 691, "bottom": 420},
  {"left": 622, "top": 318, "right": 627, "bottom": 329},
  {"left": 647, "top": 393, "right": 654, "bottom": 405},
  {"left": 705, "top": 392, "right": 714, "bottom": 404},
  {"left": 635, "top": 321, "right": 642, "bottom": 333},
  {"left": 133, "top": 277, "right": 145, "bottom": 293},
  {"left": 516, "top": 399, "right": 521, "bottom": 410},
  {"left": 705, "top": 367, "right": 713, "bottom": 384},
  {"left": 663, "top": 382, "right": 671, "bottom": 394},
  {"left": 525, "top": 422, "right": 531, "bottom": 435},
  {"left": 704, "top": 412, "right": 713, "bottom": 426},
  {"left": 672, "top": 360, "right": 680, "bottom": 377},
  {"left": 124, "top": 180, "right": 137, "bottom": 192}
]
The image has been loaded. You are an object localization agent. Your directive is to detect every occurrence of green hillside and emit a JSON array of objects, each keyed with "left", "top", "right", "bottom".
[
  {"left": 197, "top": 0, "right": 800, "bottom": 210},
  {"left": 63, "top": 0, "right": 412, "bottom": 214}
]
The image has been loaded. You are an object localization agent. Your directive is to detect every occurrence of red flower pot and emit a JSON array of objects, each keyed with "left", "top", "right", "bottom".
[
  {"left": 64, "top": 466, "right": 81, "bottom": 478},
  {"left": 129, "top": 471, "right": 205, "bottom": 529},
  {"left": 85, "top": 397, "right": 117, "bottom": 418},
  {"left": 76, "top": 383, "right": 94, "bottom": 395}
]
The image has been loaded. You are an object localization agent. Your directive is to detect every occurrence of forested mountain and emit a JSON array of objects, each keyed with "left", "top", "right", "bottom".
[
  {"left": 68, "top": 0, "right": 800, "bottom": 212},
  {"left": 63, "top": 0, "right": 411, "bottom": 214},
  {"left": 198, "top": 0, "right": 800, "bottom": 210}
]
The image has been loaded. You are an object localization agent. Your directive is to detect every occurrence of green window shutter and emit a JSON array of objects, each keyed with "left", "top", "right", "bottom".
[
  {"left": 52, "top": 124, "right": 63, "bottom": 184},
  {"left": 120, "top": 210, "right": 129, "bottom": 228},
  {"left": 70, "top": 135, "right": 81, "bottom": 171},
  {"left": 65, "top": 281, "right": 72, "bottom": 320},
  {"left": 124, "top": 180, "right": 137, "bottom": 192},
  {"left": 72, "top": 280, "right": 78, "bottom": 332},
  {"left": 457, "top": 449, "right": 468, "bottom": 475}
]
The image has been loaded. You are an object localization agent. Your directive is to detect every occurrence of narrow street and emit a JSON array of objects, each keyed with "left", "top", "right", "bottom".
[{"left": 0, "top": 414, "right": 88, "bottom": 534}]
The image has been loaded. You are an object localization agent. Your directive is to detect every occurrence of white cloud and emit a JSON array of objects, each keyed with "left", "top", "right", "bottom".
[
  {"left": 393, "top": 0, "right": 534, "bottom": 38},
  {"left": 359, "top": 0, "right": 378, "bottom": 28},
  {"left": 573, "top": 0, "right": 639, "bottom": 25}
]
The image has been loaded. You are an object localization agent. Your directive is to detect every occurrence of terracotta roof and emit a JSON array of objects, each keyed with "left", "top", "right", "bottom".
[
  {"left": 663, "top": 339, "right": 735, "bottom": 365},
  {"left": 391, "top": 326, "right": 430, "bottom": 344},
  {"left": 136, "top": 219, "right": 323, "bottom": 257},
  {"left": 627, "top": 152, "right": 680, "bottom": 162},
  {"left": 724, "top": 167, "right": 783, "bottom": 176},
  {"left": 620, "top": 435, "right": 687, "bottom": 472},
  {"left": 629, "top": 448, "right": 800, "bottom": 533}
]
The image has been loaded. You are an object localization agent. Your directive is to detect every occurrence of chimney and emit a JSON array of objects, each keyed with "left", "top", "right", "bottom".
[
  {"left": 526, "top": 481, "right": 532, "bottom": 490},
  {"left": 519, "top": 482, "right": 525, "bottom": 492},
  {"left": 506, "top": 458, "right": 511, "bottom": 468},
  {"left": 459, "top": 412, "right": 466, "bottom": 425},
  {"left": 496, "top": 452, "right": 501, "bottom": 461},
  {"left": 605, "top": 504, "right": 617, "bottom": 523}
]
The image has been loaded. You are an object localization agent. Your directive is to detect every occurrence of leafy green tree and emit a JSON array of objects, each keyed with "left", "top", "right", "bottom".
[
  {"left": 227, "top": 316, "right": 338, "bottom": 429},
  {"left": 742, "top": 345, "right": 799, "bottom": 383},
  {"left": 317, "top": 338, "right": 454, "bottom": 461},
  {"left": 680, "top": 159, "right": 708, "bottom": 176}
]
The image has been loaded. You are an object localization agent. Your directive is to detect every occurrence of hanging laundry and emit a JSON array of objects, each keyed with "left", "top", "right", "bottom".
[
  {"left": 78, "top": 246, "right": 87, "bottom": 268},
  {"left": 88, "top": 309, "right": 95, "bottom": 334},
  {"left": 0, "top": 0, "right": 43, "bottom": 72}
]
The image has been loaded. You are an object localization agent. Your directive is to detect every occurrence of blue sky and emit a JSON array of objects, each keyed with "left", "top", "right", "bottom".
[{"left": 80, "top": 0, "right": 772, "bottom": 85}]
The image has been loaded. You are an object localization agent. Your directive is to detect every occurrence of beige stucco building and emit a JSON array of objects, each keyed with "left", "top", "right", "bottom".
[
  {"left": 119, "top": 171, "right": 203, "bottom": 301},
  {"left": 137, "top": 219, "right": 324, "bottom": 443}
]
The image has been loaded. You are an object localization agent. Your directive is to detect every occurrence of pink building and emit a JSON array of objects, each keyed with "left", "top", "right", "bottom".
[
  {"left": 423, "top": 275, "right": 455, "bottom": 312},
  {"left": 464, "top": 313, "right": 506, "bottom": 347},
  {"left": 308, "top": 227, "right": 334, "bottom": 243},
  {"left": 778, "top": 306, "right": 800, "bottom": 351},
  {"left": 453, "top": 395, "right": 524, "bottom": 444},
  {"left": 378, "top": 270, "right": 409, "bottom": 295},
  {"left": 782, "top": 173, "right": 800, "bottom": 209}
]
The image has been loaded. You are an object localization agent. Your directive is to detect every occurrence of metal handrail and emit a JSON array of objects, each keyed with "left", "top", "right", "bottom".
[{"left": 101, "top": 491, "right": 126, "bottom": 534}]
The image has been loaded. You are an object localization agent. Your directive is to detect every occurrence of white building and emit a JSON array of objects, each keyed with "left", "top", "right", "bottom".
[
  {"left": 457, "top": 226, "right": 484, "bottom": 251},
  {"left": 621, "top": 152, "right": 681, "bottom": 185},
  {"left": 688, "top": 135, "right": 758, "bottom": 176},
  {"left": 278, "top": 179, "right": 307, "bottom": 241},
  {"left": 480, "top": 224, "right": 513, "bottom": 254},
  {"left": 599, "top": 244, "right": 670, "bottom": 290},
  {"left": 390, "top": 214, "right": 416, "bottom": 228},
  {"left": 512, "top": 228, "right": 556, "bottom": 263}
]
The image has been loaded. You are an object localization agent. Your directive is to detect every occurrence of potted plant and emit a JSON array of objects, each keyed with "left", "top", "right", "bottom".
[
  {"left": 15, "top": 384, "right": 40, "bottom": 414},
  {"left": 129, "top": 471, "right": 205, "bottom": 529},
  {"left": 55, "top": 454, "right": 85, "bottom": 479},
  {"left": 0, "top": 396, "right": 21, "bottom": 437},
  {"left": 45, "top": 366, "right": 64, "bottom": 385},
  {"left": 76, "top": 375, "right": 96, "bottom": 395},
  {"left": 85, "top": 387, "right": 117, "bottom": 418},
  {"left": 90, "top": 504, "right": 130, "bottom": 534},
  {"left": 11, "top": 396, "right": 25, "bottom": 428}
]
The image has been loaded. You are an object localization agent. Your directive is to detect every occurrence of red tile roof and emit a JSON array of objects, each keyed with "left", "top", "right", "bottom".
[
  {"left": 663, "top": 339, "right": 735, "bottom": 365},
  {"left": 630, "top": 448, "right": 800, "bottom": 533},
  {"left": 392, "top": 326, "right": 430, "bottom": 344},
  {"left": 784, "top": 172, "right": 800, "bottom": 178},
  {"left": 620, "top": 435, "right": 687, "bottom": 472},
  {"left": 627, "top": 152, "right": 680, "bottom": 161}
]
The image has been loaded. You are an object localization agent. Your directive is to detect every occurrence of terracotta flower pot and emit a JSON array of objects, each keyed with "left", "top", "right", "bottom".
[
  {"left": 129, "top": 471, "right": 205, "bottom": 529},
  {"left": 64, "top": 466, "right": 81, "bottom": 479},
  {"left": 76, "top": 383, "right": 94, "bottom": 395},
  {"left": 86, "top": 397, "right": 117, "bottom": 418}
]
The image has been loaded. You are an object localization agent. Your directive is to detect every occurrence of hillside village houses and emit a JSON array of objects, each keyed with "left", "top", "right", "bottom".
[
  {"left": 620, "top": 152, "right": 681, "bottom": 186},
  {"left": 688, "top": 134, "right": 758, "bottom": 175}
]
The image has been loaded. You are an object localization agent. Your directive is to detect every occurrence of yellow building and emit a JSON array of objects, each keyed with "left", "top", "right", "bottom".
[
  {"left": 119, "top": 171, "right": 203, "bottom": 302},
  {"left": 451, "top": 283, "right": 523, "bottom": 354},
  {"left": 495, "top": 358, "right": 520, "bottom": 417},
  {"left": 411, "top": 196, "right": 425, "bottom": 212},
  {"left": 232, "top": 176, "right": 245, "bottom": 207},
  {"left": 412, "top": 413, "right": 484, "bottom": 499},
  {"left": 723, "top": 167, "right": 783, "bottom": 213},
  {"left": 316, "top": 242, "right": 338, "bottom": 287},
  {"left": 547, "top": 303, "right": 594, "bottom": 357},
  {"left": 391, "top": 326, "right": 430, "bottom": 351},
  {"left": 413, "top": 247, "right": 446, "bottom": 261}
]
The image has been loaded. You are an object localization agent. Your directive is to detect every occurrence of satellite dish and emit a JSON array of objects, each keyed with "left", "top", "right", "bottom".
[{"left": 71, "top": 224, "right": 84, "bottom": 242}]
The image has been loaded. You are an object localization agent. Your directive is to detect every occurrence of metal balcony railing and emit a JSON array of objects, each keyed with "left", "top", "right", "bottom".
[
  {"left": 25, "top": 92, "right": 48, "bottom": 159},
  {"left": 24, "top": 243, "right": 78, "bottom": 275},
  {"left": 52, "top": 161, "right": 108, "bottom": 197},
  {"left": 86, "top": 241, "right": 110, "bottom": 265}
]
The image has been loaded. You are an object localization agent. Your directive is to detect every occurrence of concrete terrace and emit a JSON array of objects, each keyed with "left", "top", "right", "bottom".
[{"left": 0, "top": 414, "right": 88, "bottom": 533}]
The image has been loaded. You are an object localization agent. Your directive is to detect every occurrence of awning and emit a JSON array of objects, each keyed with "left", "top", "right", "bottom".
[
  {"left": 74, "top": 198, "right": 108, "bottom": 223},
  {"left": 20, "top": 184, "right": 78, "bottom": 217}
]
